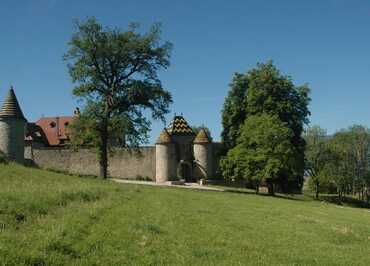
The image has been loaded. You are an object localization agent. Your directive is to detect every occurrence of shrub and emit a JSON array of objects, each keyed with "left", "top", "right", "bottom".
[
  {"left": 135, "top": 175, "right": 152, "bottom": 181},
  {"left": 0, "top": 151, "right": 8, "bottom": 164}
]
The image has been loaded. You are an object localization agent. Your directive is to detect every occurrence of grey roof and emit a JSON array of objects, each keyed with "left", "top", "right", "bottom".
[{"left": 0, "top": 88, "right": 26, "bottom": 120}]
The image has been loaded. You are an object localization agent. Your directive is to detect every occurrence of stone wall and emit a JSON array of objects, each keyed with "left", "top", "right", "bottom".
[{"left": 25, "top": 146, "right": 156, "bottom": 180}]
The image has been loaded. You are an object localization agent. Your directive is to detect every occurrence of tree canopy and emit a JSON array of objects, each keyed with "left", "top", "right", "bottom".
[
  {"left": 304, "top": 126, "right": 331, "bottom": 198},
  {"left": 221, "top": 73, "right": 248, "bottom": 149},
  {"left": 221, "top": 61, "right": 311, "bottom": 192},
  {"left": 65, "top": 18, "right": 173, "bottom": 178},
  {"left": 326, "top": 126, "right": 370, "bottom": 201},
  {"left": 221, "top": 114, "right": 294, "bottom": 195}
]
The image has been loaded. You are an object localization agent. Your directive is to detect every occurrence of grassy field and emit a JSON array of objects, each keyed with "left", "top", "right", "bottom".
[{"left": 1, "top": 164, "right": 370, "bottom": 265}]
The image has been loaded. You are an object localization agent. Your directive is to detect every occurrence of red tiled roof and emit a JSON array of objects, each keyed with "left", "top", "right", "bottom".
[{"left": 34, "top": 116, "right": 74, "bottom": 146}]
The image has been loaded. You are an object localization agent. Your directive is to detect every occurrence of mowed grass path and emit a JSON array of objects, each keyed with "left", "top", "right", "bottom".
[{"left": 1, "top": 164, "right": 370, "bottom": 265}]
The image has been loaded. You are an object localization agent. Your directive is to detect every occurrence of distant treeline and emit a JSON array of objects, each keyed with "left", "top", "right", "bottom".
[{"left": 305, "top": 125, "right": 370, "bottom": 202}]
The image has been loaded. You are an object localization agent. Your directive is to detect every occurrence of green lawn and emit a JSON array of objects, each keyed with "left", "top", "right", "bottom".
[{"left": 1, "top": 164, "right": 370, "bottom": 265}]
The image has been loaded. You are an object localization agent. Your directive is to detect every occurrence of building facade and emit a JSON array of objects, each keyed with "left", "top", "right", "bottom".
[{"left": 155, "top": 115, "right": 218, "bottom": 182}]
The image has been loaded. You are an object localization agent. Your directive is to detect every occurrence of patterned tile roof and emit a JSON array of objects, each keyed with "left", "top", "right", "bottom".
[
  {"left": 167, "top": 115, "right": 194, "bottom": 135},
  {"left": 0, "top": 88, "right": 26, "bottom": 120},
  {"left": 156, "top": 128, "right": 172, "bottom": 144},
  {"left": 194, "top": 128, "right": 211, "bottom": 143}
]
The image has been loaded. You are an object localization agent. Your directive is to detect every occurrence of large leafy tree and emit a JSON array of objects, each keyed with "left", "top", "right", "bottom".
[
  {"left": 348, "top": 125, "right": 370, "bottom": 199},
  {"left": 304, "top": 126, "right": 331, "bottom": 198},
  {"left": 64, "top": 18, "right": 172, "bottom": 178},
  {"left": 221, "top": 61, "right": 310, "bottom": 192},
  {"left": 326, "top": 126, "right": 370, "bottom": 201},
  {"left": 221, "top": 114, "right": 294, "bottom": 195},
  {"left": 326, "top": 131, "right": 356, "bottom": 201},
  {"left": 221, "top": 73, "right": 248, "bottom": 149}
]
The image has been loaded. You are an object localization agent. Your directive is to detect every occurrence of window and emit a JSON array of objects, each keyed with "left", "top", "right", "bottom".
[{"left": 50, "top": 122, "right": 56, "bottom": 128}]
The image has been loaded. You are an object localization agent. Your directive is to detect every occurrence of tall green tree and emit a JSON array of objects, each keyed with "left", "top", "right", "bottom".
[
  {"left": 221, "top": 73, "right": 248, "bottom": 149},
  {"left": 64, "top": 18, "right": 172, "bottom": 178},
  {"left": 220, "top": 114, "right": 294, "bottom": 195},
  {"left": 326, "top": 131, "right": 355, "bottom": 201},
  {"left": 246, "top": 62, "right": 310, "bottom": 191},
  {"left": 304, "top": 126, "right": 330, "bottom": 198},
  {"left": 221, "top": 61, "right": 311, "bottom": 191},
  {"left": 326, "top": 126, "right": 370, "bottom": 201},
  {"left": 348, "top": 125, "right": 370, "bottom": 200}
]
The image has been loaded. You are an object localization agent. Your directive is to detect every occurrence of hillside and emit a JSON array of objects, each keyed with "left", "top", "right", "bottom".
[{"left": 1, "top": 164, "right": 370, "bottom": 265}]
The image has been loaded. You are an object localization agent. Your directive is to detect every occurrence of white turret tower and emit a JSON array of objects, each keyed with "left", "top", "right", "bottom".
[
  {"left": 155, "top": 128, "right": 176, "bottom": 182},
  {"left": 193, "top": 128, "right": 213, "bottom": 179},
  {"left": 0, "top": 87, "right": 27, "bottom": 163}
]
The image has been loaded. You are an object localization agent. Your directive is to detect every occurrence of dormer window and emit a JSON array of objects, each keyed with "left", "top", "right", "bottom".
[
  {"left": 50, "top": 122, "right": 56, "bottom": 128},
  {"left": 64, "top": 122, "right": 69, "bottom": 127}
]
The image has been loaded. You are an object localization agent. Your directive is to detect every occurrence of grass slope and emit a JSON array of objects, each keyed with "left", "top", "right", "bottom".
[{"left": 1, "top": 164, "right": 370, "bottom": 265}]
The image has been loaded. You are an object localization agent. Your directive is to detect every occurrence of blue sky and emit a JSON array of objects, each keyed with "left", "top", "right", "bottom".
[{"left": 1, "top": 0, "right": 370, "bottom": 143}]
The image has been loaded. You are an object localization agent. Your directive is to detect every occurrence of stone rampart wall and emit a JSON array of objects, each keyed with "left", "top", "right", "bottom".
[{"left": 25, "top": 146, "right": 156, "bottom": 180}]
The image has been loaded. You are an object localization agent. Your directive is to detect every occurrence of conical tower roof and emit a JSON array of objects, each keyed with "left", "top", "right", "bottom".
[
  {"left": 156, "top": 128, "right": 172, "bottom": 144},
  {"left": 194, "top": 128, "right": 211, "bottom": 144},
  {"left": 167, "top": 115, "right": 194, "bottom": 135},
  {"left": 0, "top": 87, "right": 26, "bottom": 121}
]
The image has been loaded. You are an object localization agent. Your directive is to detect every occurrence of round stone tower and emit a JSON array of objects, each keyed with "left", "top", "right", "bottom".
[
  {"left": 155, "top": 128, "right": 176, "bottom": 182},
  {"left": 193, "top": 128, "right": 213, "bottom": 179},
  {"left": 0, "top": 88, "right": 27, "bottom": 164}
]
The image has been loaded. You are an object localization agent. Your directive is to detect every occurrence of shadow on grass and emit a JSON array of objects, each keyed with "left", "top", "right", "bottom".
[
  {"left": 26, "top": 162, "right": 100, "bottom": 180},
  {"left": 318, "top": 195, "right": 370, "bottom": 209},
  {"left": 221, "top": 187, "right": 305, "bottom": 201},
  {"left": 26, "top": 161, "right": 150, "bottom": 182}
]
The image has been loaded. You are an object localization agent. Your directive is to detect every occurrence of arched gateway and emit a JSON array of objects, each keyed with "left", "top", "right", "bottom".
[{"left": 177, "top": 160, "right": 193, "bottom": 182}]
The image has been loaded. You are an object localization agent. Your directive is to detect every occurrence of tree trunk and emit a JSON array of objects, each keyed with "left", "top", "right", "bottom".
[
  {"left": 266, "top": 179, "right": 275, "bottom": 196},
  {"left": 315, "top": 179, "right": 320, "bottom": 199},
  {"left": 99, "top": 118, "right": 108, "bottom": 179},
  {"left": 338, "top": 190, "right": 343, "bottom": 203}
]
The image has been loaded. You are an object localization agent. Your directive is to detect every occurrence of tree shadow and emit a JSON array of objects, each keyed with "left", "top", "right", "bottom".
[
  {"left": 319, "top": 195, "right": 370, "bottom": 209},
  {"left": 221, "top": 187, "right": 305, "bottom": 201}
]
